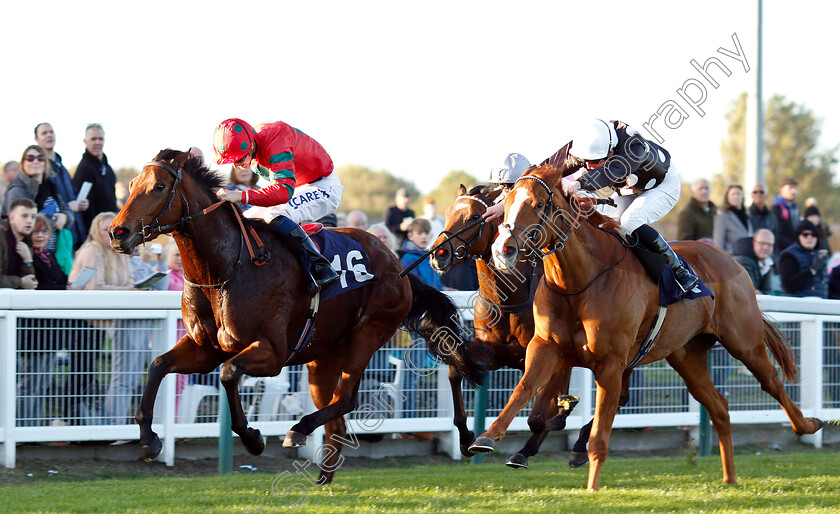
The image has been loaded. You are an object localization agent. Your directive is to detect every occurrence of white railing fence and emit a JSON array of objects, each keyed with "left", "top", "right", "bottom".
[{"left": 1, "top": 291, "right": 839, "bottom": 468}]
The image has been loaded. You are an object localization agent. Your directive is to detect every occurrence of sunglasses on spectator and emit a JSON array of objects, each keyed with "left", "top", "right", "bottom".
[
  {"left": 752, "top": 189, "right": 765, "bottom": 194},
  {"left": 800, "top": 232, "right": 817, "bottom": 238},
  {"left": 25, "top": 155, "right": 46, "bottom": 162}
]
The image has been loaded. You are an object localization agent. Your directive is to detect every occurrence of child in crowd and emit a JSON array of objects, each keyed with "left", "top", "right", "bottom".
[{"left": 399, "top": 218, "right": 441, "bottom": 290}]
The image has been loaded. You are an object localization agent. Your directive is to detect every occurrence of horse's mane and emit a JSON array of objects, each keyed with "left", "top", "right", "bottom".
[
  {"left": 466, "top": 184, "right": 503, "bottom": 204},
  {"left": 523, "top": 164, "right": 622, "bottom": 235},
  {"left": 153, "top": 148, "right": 227, "bottom": 198}
]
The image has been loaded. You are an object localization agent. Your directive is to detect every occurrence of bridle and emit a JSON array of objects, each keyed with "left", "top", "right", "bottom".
[
  {"left": 436, "top": 194, "right": 493, "bottom": 262},
  {"left": 138, "top": 160, "right": 224, "bottom": 243},
  {"left": 501, "top": 174, "right": 627, "bottom": 296},
  {"left": 134, "top": 159, "right": 268, "bottom": 288},
  {"left": 500, "top": 175, "right": 580, "bottom": 259}
]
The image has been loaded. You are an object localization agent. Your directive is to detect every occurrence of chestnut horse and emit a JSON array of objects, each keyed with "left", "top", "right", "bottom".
[
  {"left": 431, "top": 184, "right": 592, "bottom": 468},
  {"left": 109, "top": 150, "right": 486, "bottom": 484},
  {"left": 470, "top": 164, "right": 823, "bottom": 490}
]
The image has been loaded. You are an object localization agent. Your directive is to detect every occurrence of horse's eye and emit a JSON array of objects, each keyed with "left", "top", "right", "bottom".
[
  {"left": 536, "top": 202, "right": 544, "bottom": 209},
  {"left": 154, "top": 182, "right": 166, "bottom": 192},
  {"left": 469, "top": 215, "right": 480, "bottom": 221}
]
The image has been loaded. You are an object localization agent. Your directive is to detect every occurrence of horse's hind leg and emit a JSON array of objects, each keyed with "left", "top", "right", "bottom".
[
  {"left": 137, "top": 335, "right": 223, "bottom": 461},
  {"left": 219, "top": 338, "right": 283, "bottom": 456},
  {"left": 721, "top": 318, "right": 823, "bottom": 435},
  {"left": 470, "top": 337, "right": 560, "bottom": 454},
  {"left": 667, "top": 342, "right": 736, "bottom": 484},
  {"left": 448, "top": 365, "right": 477, "bottom": 457}
]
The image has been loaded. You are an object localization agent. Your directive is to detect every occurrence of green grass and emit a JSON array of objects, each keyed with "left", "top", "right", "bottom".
[{"left": 3, "top": 449, "right": 840, "bottom": 513}]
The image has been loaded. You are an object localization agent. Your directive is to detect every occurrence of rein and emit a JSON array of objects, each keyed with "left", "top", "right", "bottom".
[
  {"left": 399, "top": 216, "right": 487, "bottom": 277},
  {"left": 140, "top": 159, "right": 269, "bottom": 289}
]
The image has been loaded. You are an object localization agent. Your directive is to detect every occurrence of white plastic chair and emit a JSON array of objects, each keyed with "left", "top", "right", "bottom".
[
  {"left": 177, "top": 383, "right": 218, "bottom": 424},
  {"left": 243, "top": 368, "right": 291, "bottom": 422}
]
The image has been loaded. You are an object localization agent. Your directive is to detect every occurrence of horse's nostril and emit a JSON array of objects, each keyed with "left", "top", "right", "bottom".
[
  {"left": 436, "top": 248, "right": 448, "bottom": 258},
  {"left": 503, "top": 245, "right": 516, "bottom": 257},
  {"left": 113, "top": 226, "right": 128, "bottom": 241}
]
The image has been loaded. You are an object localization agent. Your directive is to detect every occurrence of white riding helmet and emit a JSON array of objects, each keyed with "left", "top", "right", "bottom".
[
  {"left": 569, "top": 119, "right": 618, "bottom": 161},
  {"left": 489, "top": 153, "right": 531, "bottom": 184}
]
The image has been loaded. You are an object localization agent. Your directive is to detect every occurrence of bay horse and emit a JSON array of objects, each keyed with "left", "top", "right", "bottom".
[
  {"left": 431, "top": 184, "right": 592, "bottom": 468},
  {"left": 470, "top": 164, "right": 823, "bottom": 490},
  {"left": 109, "top": 149, "right": 487, "bottom": 484}
]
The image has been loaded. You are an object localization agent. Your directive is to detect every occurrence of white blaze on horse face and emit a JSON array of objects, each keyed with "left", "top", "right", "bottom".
[
  {"left": 505, "top": 187, "right": 533, "bottom": 228},
  {"left": 491, "top": 227, "right": 515, "bottom": 270}
]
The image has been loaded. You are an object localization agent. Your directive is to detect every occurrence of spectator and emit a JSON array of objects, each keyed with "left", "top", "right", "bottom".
[
  {"left": 225, "top": 165, "right": 260, "bottom": 211},
  {"left": 1, "top": 161, "right": 22, "bottom": 207},
  {"left": 399, "top": 218, "right": 441, "bottom": 288},
  {"left": 802, "top": 205, "right": 831, "bottom": 253},
  {"left": 346, "top": 210, "right": 368, "bottom": 230},
  {"left": 384, "top": 187, "right": 415, "bottom": 245},
  {"left": 74, "top": 124, "right": 118, "bottom": 238},
  {"left": 16, "top": 214, "right": 68, "bottom": 427},
  {"left": 34, "top": 122, "right": 89, "bottom": 248},
  {"left": 733, "top": 229, "right": 775, "bottom": 294},
  {"left": 398, "top": 218, "right": 440, "bottom": 415},
  {"left": 368, "top": 222, "right": 398, "bottom": 256},
  {"left": 778, "top": 220, "right": 829, "bottom": 298},
  {"left": 420, "top": 198, "right": 445, "bottom": 242},
  {"left": 1, "top": 198, "right": 37, "bottom": 289},
  {"left": 5, "top": 145, "right": 75, "bottom": 274},
  {"left": 677, "top": 178, "right": 715, "bottom": 240},
  {"left": 130, "top": 243, "right": 169, "bottom": 291},
  {"left": 68, "top": 212, "right": 133, "bottom": 424},
  {"left": 771, "top": 177, "right": 799, "bottom": 258},
  {"left": 318, "top": 213, "right": 338, "bottom": 227},
  {"left": 747, "top": 183, "right": 777, "bottom": 235},
  {"left": 31, "top": 214, "right": 68, "bottom": 290},
  {"left": 165, "top": 239, "right": 184, "bottom": 291},
  {"left": 830, "top": 265, "right": 840, "bottom": 300},
  {"left": 440, "top": 260, "right": 479, "bottom": 291},
  {"left": 713, "top": 185, "right": 752, "bottom": 254}
]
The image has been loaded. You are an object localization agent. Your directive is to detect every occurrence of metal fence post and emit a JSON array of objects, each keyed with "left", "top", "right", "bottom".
[
  {"left": 218, "top": 388, "right": 233, "bottom": 474},
  {"left": 1, "top": 312, "right": 16, "bottom": 468},
  {"left": 471, "top": 381, "right": 488, "bottom": 464},
  {"left": 698, "top": 351, "right": 712, "bottom": 457}
]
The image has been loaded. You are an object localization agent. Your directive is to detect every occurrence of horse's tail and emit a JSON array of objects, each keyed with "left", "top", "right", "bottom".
[
  {"left": 762, "top": 314, "right": 799, "bottom": 383},
  {"left": 403, "top": 273, "right": 487, "bottom": 386}
]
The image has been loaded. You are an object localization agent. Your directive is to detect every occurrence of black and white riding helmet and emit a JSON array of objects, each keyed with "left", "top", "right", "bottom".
[
  {"left": 569, "top": 119, "right": 618, "bottom": 161},
  {"left": 489, "top": 153, "right": 531, "bottom": 185}
]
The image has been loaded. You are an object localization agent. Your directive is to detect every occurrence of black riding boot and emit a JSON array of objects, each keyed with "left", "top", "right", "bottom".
[
  {"left": 271, "top": 216, "right": 339, "bottom": 292},
  {"left": 632, "top": 224, "right": 699, "bottom": 298}
]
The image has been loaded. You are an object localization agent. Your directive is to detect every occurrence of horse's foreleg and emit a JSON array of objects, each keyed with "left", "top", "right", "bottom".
[
  {"left": 470, "top": 337, "right": 559, "bottom": 454},
  {"left": 448, "top": 365, "right": 476, "bottom": 457},
  {"left": 219, "top": 338, "right": 283, "bottom": 456},
  {"left": 587, "top": 356, "right": 624, "bottom": 491},
  {"left": 667, "top": 344, "right": 736, "bottom": 484},
  {"left": 137, "top": 334, "right": 222, "bottom": 461},
  {"left": 506, "top": 367, "right": 567, "bottom": 468}
]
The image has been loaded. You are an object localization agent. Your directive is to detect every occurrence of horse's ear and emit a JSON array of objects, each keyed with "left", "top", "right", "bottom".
[
  {"left": 173, "top": 150, "right": 191, "bottom": 168},
  {"left": 458, "top": 184, "right": 467, "bottom": 196}
]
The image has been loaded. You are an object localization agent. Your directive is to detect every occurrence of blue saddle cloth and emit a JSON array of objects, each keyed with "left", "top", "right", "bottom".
[
  {"left": 659, "top": 255, "right": 713, "bottom": 306},
  {"left": 300, "top": 229, "right": 376, "bottom": 301}
]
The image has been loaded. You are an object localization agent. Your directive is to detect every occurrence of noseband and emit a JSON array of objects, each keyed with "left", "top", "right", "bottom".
[{"left": 501, "top": 175, "right": 578, "bottom": 258}]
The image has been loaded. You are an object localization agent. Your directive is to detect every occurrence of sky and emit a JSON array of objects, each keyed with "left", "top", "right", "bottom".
[{"left": 2, "top": 0, "right": 837, "bottom": 194}]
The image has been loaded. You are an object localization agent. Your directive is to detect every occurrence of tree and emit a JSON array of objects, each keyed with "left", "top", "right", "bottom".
[
  {"left": 422, "top": 170, "right": 482, "bottom": 215},
  {"left": 335, "top": 164, "right": 418, "bottom": 220},
  {"left": 719, "top": 92, "right": 840, "bottom": 219}
]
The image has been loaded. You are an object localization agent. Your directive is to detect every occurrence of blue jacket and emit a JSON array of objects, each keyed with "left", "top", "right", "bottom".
[
  {"left": 400, "top": 240, "right": 442, "bottom": 290},
  {"left": 49, "top": 153, "right": 84, "bottom": 246},
  {"left": 778, "top": 243, "right": 828, "bottom": 298}
]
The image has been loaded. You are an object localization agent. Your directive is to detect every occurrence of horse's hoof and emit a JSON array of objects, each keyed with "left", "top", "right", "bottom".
[
  {"left": 283, "top": 430, "right": 307, "bottom": 448},
  {"left": 460, "top": 433, "right": 477, "bottom": 458},
  {"left": 569, "top": 450, "right": 589, "bottom": 468},
  {"left": 505, "top": 453, "right": 528, "bottom": 469},
  {"left": 141, "top": 435, "right": 162, "bottom": 462},
  {"left": 468, "top": 437, "right": 496, "bottom": 454},
  {"left": 242, "top": 428, "right": 266, "bottom": 456},
  {"left": 812, "top": 417, "right": 825, "bottom": 431}
]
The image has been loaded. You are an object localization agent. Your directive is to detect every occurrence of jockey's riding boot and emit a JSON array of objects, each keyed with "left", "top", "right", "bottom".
[
  {"left": 632, "top": 224, "right": 700, "bottom": 298},
  {"left": 270, "top": 216, "right": 340, "bottom": 293}
]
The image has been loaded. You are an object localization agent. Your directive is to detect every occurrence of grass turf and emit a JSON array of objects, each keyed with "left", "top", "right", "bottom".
[{"left": 2, "top": 448, "right": 840, "bottom": 513}]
